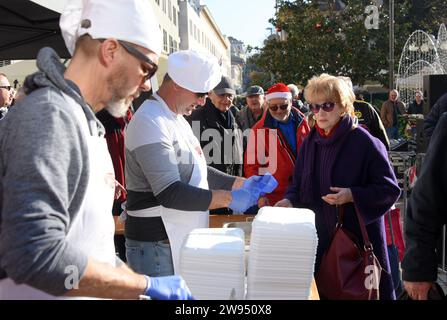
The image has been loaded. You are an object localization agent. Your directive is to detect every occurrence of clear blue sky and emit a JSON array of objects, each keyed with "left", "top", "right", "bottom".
[{"left": 204, "top": 0, "right": 276, "bottom": 48}]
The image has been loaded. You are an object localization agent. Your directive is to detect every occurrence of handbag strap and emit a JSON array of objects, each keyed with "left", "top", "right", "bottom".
[
  {"left": 387, "top": 210, "right": 396, "bottom": 246},
  {"left": 338, "top": 205, "right": 374, "bottom": 252}
]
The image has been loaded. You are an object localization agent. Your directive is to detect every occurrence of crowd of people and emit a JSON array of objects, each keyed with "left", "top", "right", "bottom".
[{"left": 0, "top": 0, "right": 445, "bottom": 301}]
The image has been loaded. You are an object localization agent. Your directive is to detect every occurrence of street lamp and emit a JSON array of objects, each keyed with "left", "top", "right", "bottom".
[{"left": 389, "top": 0, "right": 395, "bottom": 89}]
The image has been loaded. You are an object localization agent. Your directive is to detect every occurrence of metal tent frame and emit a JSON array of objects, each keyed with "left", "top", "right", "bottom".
[{"left": 0, "top": 0, "right": 69, "bottom": 60}]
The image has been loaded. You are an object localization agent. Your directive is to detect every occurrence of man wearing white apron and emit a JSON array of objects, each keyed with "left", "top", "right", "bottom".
[
  {"left": 0, "top": 0, "right": 192, "bottom": 300},
  {"left": 124, "top": 50, "right": 278, "bottom": 276}
]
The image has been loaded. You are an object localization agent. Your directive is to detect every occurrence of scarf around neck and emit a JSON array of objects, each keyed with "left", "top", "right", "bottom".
[{"left": 299, "top": 115, "right": 354, "bottom": 203}]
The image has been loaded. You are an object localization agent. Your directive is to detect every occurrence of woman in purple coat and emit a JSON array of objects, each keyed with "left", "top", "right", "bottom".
[{"left": 276, "top": 74, "right": 401, "bottom": 300}]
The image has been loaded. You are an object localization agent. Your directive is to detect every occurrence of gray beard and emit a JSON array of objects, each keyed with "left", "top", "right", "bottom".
[{"left": 106, "top": 100, "right": 128, "bottom": 118}]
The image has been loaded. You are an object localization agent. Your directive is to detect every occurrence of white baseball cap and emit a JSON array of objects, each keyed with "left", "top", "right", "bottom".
[
  {"left": 60, "top": 0, "right": 162, "bottom": 56},
  {"left": 167, "top": 50, "right": 222, "bottom": 93}
]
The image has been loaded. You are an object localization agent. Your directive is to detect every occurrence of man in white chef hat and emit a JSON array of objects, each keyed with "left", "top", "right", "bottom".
[
  {"left": 0, "top": 0, "right": 193, "bottom": 300},
  {"left": 124, "top": 50, "right": 278, "bottom": 277}
]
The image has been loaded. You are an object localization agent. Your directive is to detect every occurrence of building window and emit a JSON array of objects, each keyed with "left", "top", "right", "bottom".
[
  {"left": 169, "top": 35, "right": 174, "bottom": 54},
  {"left": 162, "top": 0, "right": 167, "bottom": 13},
  {"left": 193, "top": 25, "right": 197, "bottom": 40},
  {"left": 163, "top": 30, "right": 168, "bottom": 52},
  {"left": 189, "top": 20, "right": 193, "bottom": 36},
  {"left": 0, "top": 60, "right": 11, "bottom": 67},
  {"left": 155, "top": 0, "right": 160, "bottom": 5},
  {"left": 173, "top": 7, "right": 177, "bottom": 26},
  {"left": 168, "top": 0, "right": 172, "bottom": 20}
]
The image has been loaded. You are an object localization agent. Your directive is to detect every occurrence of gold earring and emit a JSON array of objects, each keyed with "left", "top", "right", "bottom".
[{"left": 312, "top": 114, "right": 316, "bottom": 120}]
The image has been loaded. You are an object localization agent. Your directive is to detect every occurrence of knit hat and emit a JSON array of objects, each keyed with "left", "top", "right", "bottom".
[{"left": 266, "top": 83, "right": 292, "bottom": 101}]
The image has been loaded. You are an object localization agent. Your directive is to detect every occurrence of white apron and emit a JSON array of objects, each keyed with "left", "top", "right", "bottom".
[
  {"left": 0, "top": 102, "right": 116, "bottom": 300},
  {"left": 127, "top": 98, "right": 209, "bottom": 275}
]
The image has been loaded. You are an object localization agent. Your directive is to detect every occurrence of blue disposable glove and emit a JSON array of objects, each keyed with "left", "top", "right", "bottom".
[
  {"left": 243, "top": 173, "right": 278, "bottom": 197},
  {"left": 242, "top": 175, "right": 263, "bottom": 191},
  {"left": 229, "top": 188, "right": 258, "bottom": 213},
  {"left": 145, "top": 275, "right": 194, "bottom": 300}
]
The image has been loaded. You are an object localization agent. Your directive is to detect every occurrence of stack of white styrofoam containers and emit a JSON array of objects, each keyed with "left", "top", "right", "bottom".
[
  {"left": 247, "top": 207, "right": 318, "bottom": 300},
  {"left": 179, "top": 228, "right": 246, "bottom": 300}
]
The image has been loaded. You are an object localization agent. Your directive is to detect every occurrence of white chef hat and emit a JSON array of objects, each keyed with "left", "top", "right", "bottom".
[
  {"left": 167, "top": 50, "right": 222, "bottom": 93},
  {"left": 60, "top": 0, "right": 162, "bottom": 56}
]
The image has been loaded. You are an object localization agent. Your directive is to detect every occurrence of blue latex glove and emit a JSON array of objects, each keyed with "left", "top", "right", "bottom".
[
  {"left": 243, "top": 173, "right": 278, "bottom": 196},
  {"left": 145, "top": 275, "right": 194, "bottom": 300},
  {"left": 229, "top": 188, "right": 258, "bottom": 213}
]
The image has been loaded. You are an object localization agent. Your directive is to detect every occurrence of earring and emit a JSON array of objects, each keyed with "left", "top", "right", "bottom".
[{"left": 312, "top": 114, "right": 316, "bottom": 120}]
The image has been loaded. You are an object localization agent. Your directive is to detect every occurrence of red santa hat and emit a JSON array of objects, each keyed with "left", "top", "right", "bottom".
[{"left": 266, "top": 83, "right": 292, "bottom": 101}]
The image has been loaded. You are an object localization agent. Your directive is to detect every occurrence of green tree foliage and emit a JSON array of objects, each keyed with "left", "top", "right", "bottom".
[{"left": 248, "top": 0, "right": 447, "bottom": 87}]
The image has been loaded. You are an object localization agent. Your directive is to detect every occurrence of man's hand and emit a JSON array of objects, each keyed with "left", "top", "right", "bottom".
[
  {"left": 243, "top": 173, "right": 278, "bottom": 197},
  {"left": 146, "top": 276, "right": 194, "bottom": 300},
  {"left": 322, "top": 187, "right": 353, "bottom": 206},
  {"left": 229, "top": 188, "right": 258, "bottom": 213},
  {"left": 403, "top": 281, "right": 433, "bottom": 300},
  {"left": 115, "top": 180, "right": 126, "bottom": 200},
  {"left": 258, "top": 196, "right": 270, "bottom": 208}
]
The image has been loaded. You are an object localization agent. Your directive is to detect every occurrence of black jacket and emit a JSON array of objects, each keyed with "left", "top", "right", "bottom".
[
  {"left": 402, "top": 113, "right": 447, "bottom": 281},
  {"left": 354, "top": 100, "right": 390, "bottom": 150},
  {"left": 424, "top": 92, "right": 447, "bottom": 142},
  {"left": 187, "top": 99, "right": 243, "bottom": 177},
  {"left": 408, "top": 100, "right": 423, "bottom": 115}
]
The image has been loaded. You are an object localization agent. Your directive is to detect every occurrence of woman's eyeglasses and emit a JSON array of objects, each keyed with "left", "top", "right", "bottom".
[
  {"left": 268, "top": 103, "right": 289, "bottom": 111},
  {"left": 310, "top": 102, "right": 335, "bottom": 113},
  {"left": 0, "top": 86, "right": 12, "bottom": 91}
]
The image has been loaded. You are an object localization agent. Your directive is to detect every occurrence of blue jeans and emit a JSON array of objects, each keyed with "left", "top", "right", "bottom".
[
  {"left": 125, "top": 238, "right": 174, "bottom": 277},
  {"left": 386, "top": 126, "right": 399, "bottom": 140}
]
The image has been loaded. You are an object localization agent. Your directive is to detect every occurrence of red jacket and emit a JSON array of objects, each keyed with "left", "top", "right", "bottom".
[{"left": 244, "top": 107, "right": 310, "bottom": 206}]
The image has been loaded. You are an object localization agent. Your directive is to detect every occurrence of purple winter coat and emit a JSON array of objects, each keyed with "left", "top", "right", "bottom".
[{"left": 285, "top": 116, "right": 401, "bottom": 300}]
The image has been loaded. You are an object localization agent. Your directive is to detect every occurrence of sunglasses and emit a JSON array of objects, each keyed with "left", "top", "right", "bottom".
[
  {"left": 268, "top": 103, "right": 289, "bottom": 111},
  {"left": 0, "top": 86, "right": 12, "bottom": 91},
  {"left": 195, "top": 92, "right": 208, "bottom": 98},
  {"left": 310, "top": 102, "right": 335, "bottom": 113},
  {"left": 117, "top": 40, "right": 158, "bottom": 81}
]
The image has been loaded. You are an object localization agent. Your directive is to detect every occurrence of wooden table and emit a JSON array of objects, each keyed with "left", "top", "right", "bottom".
[
  {"left": 209, "top": 214, "right": 255, "bottom": 228},
  {"left": 309, "top": 278, "right": 320, "bottom": 300},
  {"left": 114, "top": 216, "right": 124, "bottom": 235}
]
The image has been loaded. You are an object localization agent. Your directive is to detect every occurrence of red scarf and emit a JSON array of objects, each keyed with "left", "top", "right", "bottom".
[{"left": 315, "top": 120, "right": 341, "bottom": 138}]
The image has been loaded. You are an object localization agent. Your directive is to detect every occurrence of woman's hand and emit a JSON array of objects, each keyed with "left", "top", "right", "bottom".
[
  {"left": 322, "top": 187, "right": 353, "bottom": 206},
  {"left": 274, "top": 198, "right": 293, "bottom": 208}
]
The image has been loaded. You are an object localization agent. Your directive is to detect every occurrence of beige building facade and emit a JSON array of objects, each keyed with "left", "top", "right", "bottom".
[{"left": 178, "top": 0, "right": 231, "bottom": 78}]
